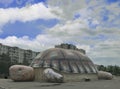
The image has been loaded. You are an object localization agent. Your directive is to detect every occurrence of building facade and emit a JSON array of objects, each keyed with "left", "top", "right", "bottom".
[
  {"left": 0, "top": 43, "right": 39, "bottom": 64},
  {"left": 55, "top": 43, "right": 86, "bottom": 54}
]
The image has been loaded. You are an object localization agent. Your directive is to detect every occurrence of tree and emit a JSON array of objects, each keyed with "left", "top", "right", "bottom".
[
  {"left": 98, "top": 65, "right": 120, "bottom": 76},
  {"left": 98, "top": 65, "right": 106, "bottom": 71},
  {"left": 0, "top": 53, "right": 11, "bottom": 77}
]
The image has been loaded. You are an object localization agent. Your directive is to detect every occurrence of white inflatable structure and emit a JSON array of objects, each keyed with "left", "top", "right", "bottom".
[
  {"left": 43, "top": 68, "right": 63, "bottom": 82},
  {"left": 98, "top": 71, "right": 113, "bottom": 80},
  {"left": 9, "top": 65, "right": 34, "bottom": 81}
]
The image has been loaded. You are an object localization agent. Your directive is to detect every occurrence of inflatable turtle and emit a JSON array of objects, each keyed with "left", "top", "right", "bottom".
[
  {"left": 9, "top": 48, "right": 112, "bottom": 82},
  {"left": 30, "top": 48, "right": 97, "bottom": 74}
]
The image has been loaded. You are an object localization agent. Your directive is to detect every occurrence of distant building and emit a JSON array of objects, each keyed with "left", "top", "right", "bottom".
[
  {"left": 55, "top": 43, "right": 86, "bottom": 54},
  {"left": 55, "top": 43, "right": 76, "bottom": 50},
  {"left": 0, "top": 43, "right": 39, "bottom": 64}
]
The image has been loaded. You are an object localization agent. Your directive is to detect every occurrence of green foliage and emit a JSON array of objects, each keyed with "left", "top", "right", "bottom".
[
  {"left": 0, "top": 53, "right": 11, "bottom": 77},
  {"left": 98, "top": 65, "right": 120, "bottom": 76}
]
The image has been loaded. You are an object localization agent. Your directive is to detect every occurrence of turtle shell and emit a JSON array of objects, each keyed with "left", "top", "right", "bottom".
[{"left": 30, "top": 48, "right": 97, "bottom": 74}]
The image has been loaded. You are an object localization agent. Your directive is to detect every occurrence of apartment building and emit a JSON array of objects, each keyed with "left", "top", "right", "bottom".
[
  {"left": 55, "top": 43, "right": 86, "bottom": 54},
  {"left": 0, "top": 43, "right": 39, "bottom": 64}
]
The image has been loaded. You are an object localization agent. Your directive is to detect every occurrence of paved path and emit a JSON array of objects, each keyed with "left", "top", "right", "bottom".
[{"left": 0, "top": 77, "right": 120, "bottom": 89}]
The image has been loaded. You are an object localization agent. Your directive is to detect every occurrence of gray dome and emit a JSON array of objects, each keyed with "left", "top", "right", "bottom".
[{"left": 30, "top": 48, "right": 97, "bottom": 74}]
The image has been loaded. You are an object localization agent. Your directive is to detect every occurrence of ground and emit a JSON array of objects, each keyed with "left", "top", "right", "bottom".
[{"left": 0, "top": 77, "right": 120, "bottom": 89}]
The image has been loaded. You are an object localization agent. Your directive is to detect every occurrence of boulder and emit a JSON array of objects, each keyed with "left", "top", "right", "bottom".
[
  {"left": 43, "top": 68, "right": 63, "bottom": 83},
  {"left": 98, "top": 71, "right": 113, "bottom": 80},
  {"left": 9, "top": 65, "right": 34, "bottom": 81}
]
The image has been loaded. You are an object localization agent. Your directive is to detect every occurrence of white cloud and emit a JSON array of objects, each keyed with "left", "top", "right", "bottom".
[
  {"left": 46, "top": 16, "right": 120, "bottom": 65},
  {"left": 0, "top": 3, "right": 60, "bottom": 26},
  {"left": 76, "top": 44, "right": 91, "bottom": 53},
  {"left": 47, "top": 0, "right": 87, "bottom": 21},
  {"left": 0, "top": 35, "right": 63, "bottom": 52},
  {"left": 88, "top": 0, "right": 120, "bottom": 27},
  {"left": 48, "top": 19, "right": 89, "bottom": 36},
  {"left": 0, "top": 2, "right": 62, "bottom": 33},
  {"left": 0, "top": 0, "right": 120, "bottom": 65},
  {"left": 87, "top": 39, "right": 120, "bottom": 65}
]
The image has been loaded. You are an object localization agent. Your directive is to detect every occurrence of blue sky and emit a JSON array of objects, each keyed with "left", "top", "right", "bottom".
[{"left": 0, "top": 0, "right": 120, "bottom": 65}]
